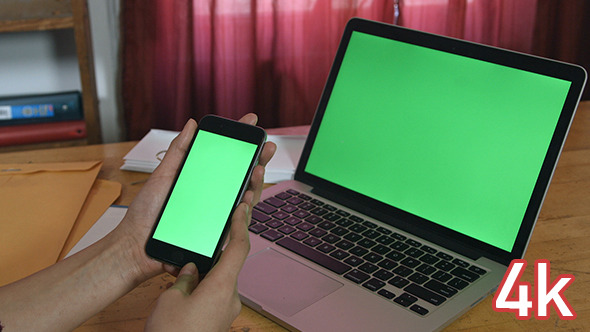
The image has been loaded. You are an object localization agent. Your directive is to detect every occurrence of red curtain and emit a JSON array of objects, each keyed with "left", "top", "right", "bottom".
[{"left": 122, "top": 0, "right": 588, "bottom": 140}]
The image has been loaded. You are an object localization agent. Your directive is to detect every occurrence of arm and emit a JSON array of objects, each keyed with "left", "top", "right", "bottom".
[{"left": 0, "top": 114, "right": 276, "bottom": 331}]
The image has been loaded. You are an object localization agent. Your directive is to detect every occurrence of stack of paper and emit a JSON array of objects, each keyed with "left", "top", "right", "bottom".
[
  {"left": 121, "top": 129, "right": 180, "bottom": 173},
  {"left": 121, "top": 129, "right": 306, "bottom": 183}
]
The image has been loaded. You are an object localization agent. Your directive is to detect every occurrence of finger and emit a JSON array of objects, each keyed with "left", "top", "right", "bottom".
[
  {"left": 258, "top": 141, "right": 277, "bottom": 168},
  {"left": 207, "top": 203, "right": 251, "bottom": 281},
  {"left": 152, "top": 119, "right": 198, "bottom": 178},
  {"left": 168, "top": 262, "right": 199, "bottom": 296},
  {"left": 247, "top": 165, "right": 266, "bottom": 207},
  {"left": 238, "top": 113, "right": 258, "bottom": 126}
]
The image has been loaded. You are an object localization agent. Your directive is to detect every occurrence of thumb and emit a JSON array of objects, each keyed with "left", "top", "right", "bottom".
[{"left": 168, "top": 262, "right": 199, "bottom": 295}]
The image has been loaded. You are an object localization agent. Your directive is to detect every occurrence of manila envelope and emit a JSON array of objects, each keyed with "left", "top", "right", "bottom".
[{"left": 0, "top": 161, "right": 102, "bottom": 286}]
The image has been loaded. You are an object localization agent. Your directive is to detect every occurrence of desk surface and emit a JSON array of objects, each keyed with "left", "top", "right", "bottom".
[{"left": 2, "top": 101, "right": 589, "bottom": 331}]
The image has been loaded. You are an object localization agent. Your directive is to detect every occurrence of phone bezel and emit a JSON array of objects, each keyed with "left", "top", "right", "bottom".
[{"left": 145, "top": 115, "right": 266, "bottom": 273}]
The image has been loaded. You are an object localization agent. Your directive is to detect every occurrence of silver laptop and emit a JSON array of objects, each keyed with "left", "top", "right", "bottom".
[{"left": 238, "top": 18, "right": 587, "bottom": 331}]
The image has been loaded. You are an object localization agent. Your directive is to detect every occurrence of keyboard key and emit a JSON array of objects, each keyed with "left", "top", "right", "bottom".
[
  {"left": 272, "top": 211, "right": 289, "bottom": 220},
  {"left": 400, "top": 257, "right": 421, "bottom": 268},
  {"left": 469, "top": 265, "right": 487, "bottom": 275},
  {"left": 376, "top": 235, "right": 394, "bottom": 246},
  {"left": 350, "top": 246, "right": 369, "bottom": 257},
  {"left": 388, "top": 276, "right": 410, "bottom": 288},
  {"left": 275, "top": 192, "right": 292, "bottom": 200},
  {"left": 249, "top": 223, "right": 269, "bottom": 234},
  {"left": 450, "top": 267, "right": 480, "bottom": 282},
  {"left": 309, "top": 228, "right": 327, "bottom": 238},
  {"left": 416, "top": 264, "right": 436, "bottom": 275},
  {"left": 436, "top": 252, "right": 453, "bottom": 261},
  {"left": 323, "top": 212, "right": 340, "bottom": 221},
  {"left": 405, "top": 248, "right": 425, "bottom": 258},
  {"left": 305, "top": 215, "right": 323, "bottom": 224},
  {"left": 362, "top": 221, "right": 378, "bottom": 229},
  {"left": 322, "top": 234, "right": 341, "bottom": 244},
  {"left": 284, "top": 216, "right": 302, "bottom": 226},
  {"left": 330, "top": 249, "right": 350, "bottom": 260},
  {"left": 281, "top": 205, "right": 298, "bottom": 213},
  {"left": 298, "top": 202, "right": 315, "bottom": 210},
  {"left": 405, "top": 283, "right": 446, "bottom": 306},
  {"left": 252, "top": 210, "right": 271, "bottom": 223},
  {"left": 254, "top": 202, "right": 277, "bottom": 214},
  {"left": 424, "top": 279, "right": 458, "bottom": 298},
  {"left": 373, "top": 269, "right": 394, "bottom": 281},
  {"left": 344, "top": 270, "right": 370, "bottom": 284},
  {"left": 363, "top": 278, "right": 385, "bottom": 291},
  {"left": 358, "top": 238, "right": 376, "bottom": 249},
  {"left": 406, "top": 239, "right": 422, "bottom": 247},
  {"left": 452, "top": 258, "right": 470, "bottom": 268},
  {"left": 378, "top": 289, "right": 396, "bottom": 299},
  {"left": 293, "top": 210, "right": 310, "bottom": 218},
  {"left": 392, "top": 265, "right": 413, "bottom": 277},
  {"left": 286, "top": 197, "right": 304, "bottom": 205},
  {"left": 264, "top": 196, "right": 286, "bottom": 207},
  {"left": 408, "top": 272, "right": 429, "bottom": 285},
  {"left": 291, "top": 231, "right": 309, "bottom": 241},
  {"left": 377, "top": 227, "right": 392, "bottom": 235},
  {"left": 335, "top": 218, "right": 353, "bottom": 227},
  {"left": 410, "top": 304, "right": 429, "bottom": 316},
  {"left": 317, "top": 243, "right": 336, "bottom": 253},
  {"left": 344, "top": 256, "right": 364, "bottom": 267},
  {"left": 435, "top": 261, "right": 456, "bottom": 272},
  {"left": 362, "top": 229, "right": 380, "bottom": 239},
  {"left": 386, "top": 250, "right": 406, "bottom": 262},
  {"left": 296, "top": 222, "right": 314, "bottom": 231},
  {"left": 377, "top": 258, "right": 398, "bottom": 270},
  {"left": 266, "top": 220, "right": 283, "bottom": 228},
  {"left": 392, "top": 233, "right": 407, "bottom": 241},
  {"left": 358, "top": 262, "right": 379, "bottom": 274},
  {"left": 432, "top": 271, "right": 453, "bottom": 283},
  {"left": 331, "top": 226, "right": 349, "bottom": 236},
  {"left": 303, "top": 237, "right": 322, "bottom": 247},
  {"left": 286, "top": 189, "right": 300, "bottom": 195},
  {"left": 318, "top": 221, "right": 336, "bottom": 230},
  {"left": 394, "top": 293, "right": 418, "bottom": 307},
  {"left": 311, "top": 207, "right": 329, "bottom": 216},
  {"left": 298, "top": 193, "right": 312, "bottom": 200},
  {"left": 336, "top": 209, "right": 350, "bottom": 217},
  {"left": 349, "top": 215, "right": 363, "bottom": 222},
  {"left": 310, "top": 199, "right": 324, "bottom": 206},
  {"left": 421, "top": 245, "right": 437, "bottom": 254},
  {"left": 391, "top": 241, "right": 409, "bottom": 251},
  {"left": 278, "top": 225, "right": 296, "bottom": 235},
  {"left": 344, "top": 233, "right": 363, "bottom": 242},
  {"left": 277, "top": 237, "right": 351, "bottom": 274},
  {"left": 448, "top": 277, "right": 469, "bottom": 290},
  {"left": 419, "top": 253, "right": 439, "bottom": 265},
  {"left": 261, "top": 229, "right": 284, "bottom": 241},
  {"left": 335, "top": 239, "right": 355, "bottom": 250},
  {"left": 349, "top": 224, "right": 368, "bottom": 233},
  {"left": 363, "top": 252, "right": 383, "bottom": 263},
  {"left": 323, "top": 204, "right": 337, "bottom": 212},
  {"left": 372, "top": 244, "right": 391, "bottom": 255}
]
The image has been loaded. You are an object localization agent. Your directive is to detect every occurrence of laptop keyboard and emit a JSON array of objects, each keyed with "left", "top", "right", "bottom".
[{"left": 249, "top": 189, "right": 488, "bottom": 317}]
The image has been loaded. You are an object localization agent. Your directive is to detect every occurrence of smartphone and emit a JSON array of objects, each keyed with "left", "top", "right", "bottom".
[{"left": 145, "top": 115, "right": 266, "bottom": 273}]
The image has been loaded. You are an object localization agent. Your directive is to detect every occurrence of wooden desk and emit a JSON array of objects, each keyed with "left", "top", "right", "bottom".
[{"left": 1, "top": 101, "right": 589, "bottom": 331}]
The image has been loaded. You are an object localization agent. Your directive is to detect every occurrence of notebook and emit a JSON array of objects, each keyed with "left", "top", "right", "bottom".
[{"left": 238, "top": 18, "right": 587, "bottom": 331}]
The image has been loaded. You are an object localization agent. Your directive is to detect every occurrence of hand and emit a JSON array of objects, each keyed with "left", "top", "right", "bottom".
[
  {"left": 112, "top": 113, "right": 276, "bottom": 281},
  {"left": 145, "top": 201, "right": 253, "bottom": 331}
]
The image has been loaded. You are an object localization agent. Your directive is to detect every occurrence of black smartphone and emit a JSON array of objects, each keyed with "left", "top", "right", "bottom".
[{"left": 145, "top": 115, "right": 266, "bottom": 274}]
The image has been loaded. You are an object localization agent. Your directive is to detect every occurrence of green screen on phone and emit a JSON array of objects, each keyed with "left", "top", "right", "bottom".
[
  {"left": 153, "top": 130, "right": 258, "bottom": 258},
  {"left": 305, "top": 31, "right": 571, "bottom": 252}
]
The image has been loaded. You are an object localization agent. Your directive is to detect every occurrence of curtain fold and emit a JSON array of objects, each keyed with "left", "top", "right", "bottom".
[{"left": 122, "top": 0, "right": 588, "bottom": 140}]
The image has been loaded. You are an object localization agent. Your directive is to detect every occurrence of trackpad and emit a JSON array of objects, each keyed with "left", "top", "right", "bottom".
[{"left": 238, "top": 248, "right": 343, "bottom": 317}]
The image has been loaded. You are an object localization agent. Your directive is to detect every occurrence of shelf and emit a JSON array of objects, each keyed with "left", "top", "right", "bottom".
[{"left": 0, "top": 0, "right": 102, "bottom": 147}]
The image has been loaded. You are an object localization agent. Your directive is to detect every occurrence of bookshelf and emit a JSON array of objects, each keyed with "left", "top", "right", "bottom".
[{"left": 0, "top": 0, "right": 102, "bottom": 148}]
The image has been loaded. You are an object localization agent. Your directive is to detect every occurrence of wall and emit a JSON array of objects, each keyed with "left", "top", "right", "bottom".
[{"left": 0, "top": 0, "right": 123, "bottom": 143}]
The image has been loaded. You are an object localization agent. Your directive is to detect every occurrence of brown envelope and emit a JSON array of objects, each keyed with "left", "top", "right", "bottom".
[
  {"left": 59, "top": 179, "right": 122, "bottom": 260},
  {"left": 0, "top": 161, "right": 102, "bottom": 286}
]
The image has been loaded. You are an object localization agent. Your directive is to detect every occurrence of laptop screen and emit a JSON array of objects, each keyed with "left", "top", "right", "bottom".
[{"left": 304, "top": 31, "right": 572, "bottom": 253}]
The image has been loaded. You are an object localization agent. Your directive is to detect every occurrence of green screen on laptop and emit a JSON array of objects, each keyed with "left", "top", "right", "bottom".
[{"left": 304, "top": 31, "right": 571, "bottom": 252}]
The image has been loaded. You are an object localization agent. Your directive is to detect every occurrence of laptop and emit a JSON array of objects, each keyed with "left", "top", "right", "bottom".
[{"left": 238, "top": 18, "right": 587, "bottom": 331}]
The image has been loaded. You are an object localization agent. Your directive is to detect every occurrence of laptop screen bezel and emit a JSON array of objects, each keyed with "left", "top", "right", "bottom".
[{"left": 294, "top": 18, "right": 587, "bottom": 266}]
